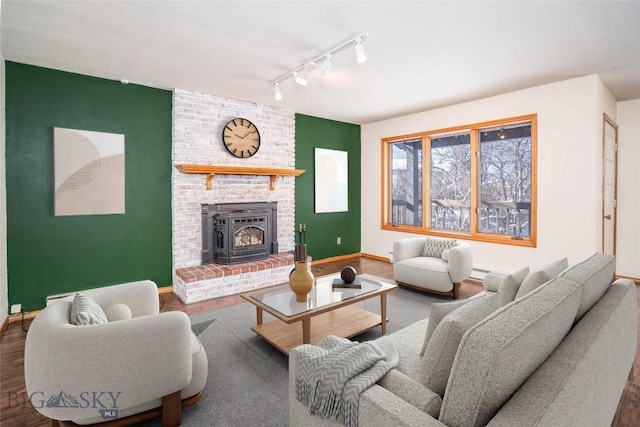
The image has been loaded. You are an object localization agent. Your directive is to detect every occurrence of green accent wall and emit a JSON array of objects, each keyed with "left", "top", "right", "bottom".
[
  {"left": 5, "top": 62, "right": 172, "bottom": 310},
  {"left": 295, "top": 114, "right": 361, "bottom": 260}
]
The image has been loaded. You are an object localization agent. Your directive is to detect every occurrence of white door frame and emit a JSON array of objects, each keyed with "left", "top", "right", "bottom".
[{"left": 602, "top": 113, "right": 618, "bottom": 256}]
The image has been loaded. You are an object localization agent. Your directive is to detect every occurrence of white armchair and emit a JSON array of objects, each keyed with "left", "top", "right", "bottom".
[
  {"left": 24, "top": 280, "right": 207, "bottom": 427},
  {"left": 393, "top": 237, "right": 473, "bottom": 299}
]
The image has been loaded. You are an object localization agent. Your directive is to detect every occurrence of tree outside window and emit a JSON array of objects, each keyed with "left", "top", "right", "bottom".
[{"left": 382, "top": 115, "right": 536, "bottom": 247}]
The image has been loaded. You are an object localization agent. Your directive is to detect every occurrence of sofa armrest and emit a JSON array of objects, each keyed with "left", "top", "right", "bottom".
[
  {"left": 483, "top": 272, "right": 507, "bottom": 293},
  {"left": 25, "top": 308, "right": 192, "bottom": 421},
  {"left": 80, "top": 280, "right": 160, "bottom": 316},
  {"left": 393, "top": 237, "right": 427, "bottom": 263},
  {"left": 289, "top": 346, "right": 445, "bottom": 427},
  {"left": 447, "top": 242, "right": 473, "bottom": 283}
]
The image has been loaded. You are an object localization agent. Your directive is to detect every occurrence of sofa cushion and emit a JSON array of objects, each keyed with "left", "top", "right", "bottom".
[
  {"left": 419, "top": 293, "right": 501, "bottom": 396},
  {"left": 378, "top": 369, "right": 442, "bottom": 418},
  {"left": 422, "top": 237, "right": 457, "bottom": 258},
  {"left": 482, "top": 271, "right": 506, "bottom": 293},
  {"left": 488, "top": 279, "right": 637, "bottom": 426},
  {"left": 420, "top": 297, "right": 479, "bottom": 356},
  {"left": 560, "top": 252, "right": 615, "bottom": 321},
  {"left": 543, "top": 257, "right": 570, "bottom": 277},
  {"left": 515, "top": 270, "right": 546, "bottom": 298},
  {"left": 497, "top": 266, "right": 530, "bottom": 306},
  {"left": 70, "top": 294, "right": 108, "bottom": 325},
  {"left": 515, "top": 257, "right": 568, "bottom": 299},
  {"left": 394, "top": 256, "right": 453, "bottom": 293},
  {"left": 438, "top": 276, "right": 582, "bottom": 427},
  {"left": 104, "top": 303, "right": 132, "bottom": 322}
]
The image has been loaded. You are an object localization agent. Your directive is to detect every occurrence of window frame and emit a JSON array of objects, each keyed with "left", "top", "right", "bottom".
[{"left": 381, "top": 114, "right": 537, "bottom": 247}]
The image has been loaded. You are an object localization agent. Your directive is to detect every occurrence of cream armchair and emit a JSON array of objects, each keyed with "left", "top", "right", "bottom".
[
  {"left": 393, "top": 237, "right": 473, "bottom": 299},
  {"left": 24, "top": 280, "right": 207, "bottom": 427}
]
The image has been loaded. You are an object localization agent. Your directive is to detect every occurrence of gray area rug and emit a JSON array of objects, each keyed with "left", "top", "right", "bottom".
[{"left": 138, "top": 275, "right": 457, "bottom": 426}]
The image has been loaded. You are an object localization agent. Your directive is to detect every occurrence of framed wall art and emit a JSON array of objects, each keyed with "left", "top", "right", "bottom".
[
  {"left": 54, "top": 127, "right": 125, "bottom": 216},
  {"left": 314, "top": 147, "right": 348, "bottom": 213}
]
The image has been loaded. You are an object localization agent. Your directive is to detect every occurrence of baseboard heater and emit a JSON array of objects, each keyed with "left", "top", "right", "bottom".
[
  {"left": 46, "top": 291, "right": 76, "bottom": 306},
  {"left": 469, "top": 268, "right": 490, "bottom": 282}
]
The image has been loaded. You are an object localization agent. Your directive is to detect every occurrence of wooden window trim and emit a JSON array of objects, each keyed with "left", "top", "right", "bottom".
[{"left": 381, "top": 114, "right": 537, "bottom": 248}]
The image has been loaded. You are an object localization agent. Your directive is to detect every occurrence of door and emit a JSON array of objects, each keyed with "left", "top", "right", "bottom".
[{"left": 602, "top": 114, "right": 618, "bottom": 255}]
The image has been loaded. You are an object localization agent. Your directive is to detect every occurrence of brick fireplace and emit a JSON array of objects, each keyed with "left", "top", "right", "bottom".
[{"left": 171, "top": 89, "right": 297, "bottom": 304}]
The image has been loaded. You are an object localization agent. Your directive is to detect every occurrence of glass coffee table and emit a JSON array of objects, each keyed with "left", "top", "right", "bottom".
[{"left": 241, "top": 273, "right": 397, "bottom": 355}]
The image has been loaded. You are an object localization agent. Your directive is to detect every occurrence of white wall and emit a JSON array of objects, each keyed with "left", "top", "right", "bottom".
[
  {"left": 616, "top": 99, "right": 640, "bottom": 278},
  {"left": 1, "top": 55, "right": 8, "bottom": 324},
  {"left": 361, "top": 75, "right": 616, "bottom": 273}
]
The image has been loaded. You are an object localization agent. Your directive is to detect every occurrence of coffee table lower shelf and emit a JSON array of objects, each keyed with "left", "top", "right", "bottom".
[{"left": 251, "top": 305, "right": 384, "bottom": 355}]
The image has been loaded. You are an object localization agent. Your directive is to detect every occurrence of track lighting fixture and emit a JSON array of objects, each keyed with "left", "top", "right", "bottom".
[
  {"left": 355, "top": 40, "right": 366, "bottom": 63},
  {"left": 273, "top": 83, "right": 282, "bottom": 101},
  {"left": 270, "top": 32, "right": 367, "bottom": 100},
  {"left": 320, "top": 55, "right": 332, "bottom": 76},
  {"left": 294, "top": 72, "right": 308, "bottom": 87}
]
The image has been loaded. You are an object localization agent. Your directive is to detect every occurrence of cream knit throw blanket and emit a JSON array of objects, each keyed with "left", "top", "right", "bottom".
[{"left": 294, "top": 335, "right": 399, "bottom": 427}]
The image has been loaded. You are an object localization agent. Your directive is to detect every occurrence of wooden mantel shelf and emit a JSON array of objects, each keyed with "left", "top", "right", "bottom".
[{"left": 175, "top": 164, "right": 305, "bottom": 190}]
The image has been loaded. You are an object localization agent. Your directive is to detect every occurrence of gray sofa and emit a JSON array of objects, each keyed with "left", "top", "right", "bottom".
[
  {"left": 393, "top": 237, "right": 473, "bottom": 298},
  {"left": 289, "top": 253, "right": 637, "bottom": 426}
]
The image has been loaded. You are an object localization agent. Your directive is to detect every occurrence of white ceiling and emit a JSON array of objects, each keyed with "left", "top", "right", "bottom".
[{"left": 2, "top": 1, "right": 639, "bottom": 125}]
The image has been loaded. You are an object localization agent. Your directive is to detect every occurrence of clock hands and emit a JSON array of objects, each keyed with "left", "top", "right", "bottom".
[{"left": 233, "top": 130, "right": 258, "bottom": 139}]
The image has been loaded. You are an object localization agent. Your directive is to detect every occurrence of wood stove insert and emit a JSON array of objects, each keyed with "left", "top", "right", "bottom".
[{"left": 202, "top": 202, "right": 278, "bottom": 265}]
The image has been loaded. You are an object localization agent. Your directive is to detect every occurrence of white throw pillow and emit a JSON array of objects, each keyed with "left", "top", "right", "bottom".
[
  {"left": 105, "top": 303, "right": 132, "bottom": 322},
  {"left": 70, "top": 294, "right": 108, "bottom": 325}
]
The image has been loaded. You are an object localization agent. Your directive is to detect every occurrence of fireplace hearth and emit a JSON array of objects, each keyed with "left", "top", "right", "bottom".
[{"left": 201, "top": 202, "right": 278, "bottom": 265}]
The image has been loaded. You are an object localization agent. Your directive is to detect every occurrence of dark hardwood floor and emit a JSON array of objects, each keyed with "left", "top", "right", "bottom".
[{"left": 1, "top": 256, "right": 638, "bottom": 426}]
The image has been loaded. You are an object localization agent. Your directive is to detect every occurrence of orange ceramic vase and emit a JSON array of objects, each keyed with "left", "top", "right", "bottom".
[{"left": 289, "top": 261, "right": 314, "bottom": 302}]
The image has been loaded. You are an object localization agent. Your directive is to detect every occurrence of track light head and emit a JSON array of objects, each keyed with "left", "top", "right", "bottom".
[
  {"left": 355, "top": 39, "right": 366, "bottom": 63},
  {"left": 273, "top": 83, "right": 282, "bottom": 101},
  {"left": 294, "top": 72, "right": 308, "bottom": 87},
  {"left": 320, "top": 55, "right": 332, "bottom": 76}
]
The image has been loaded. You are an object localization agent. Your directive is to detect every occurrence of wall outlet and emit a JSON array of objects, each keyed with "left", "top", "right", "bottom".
[
  {"left": 336, "top": 237, "right": 342, "bottom": 245},
  {"left": 10, "top": 304, "right": 22, "bottom": 314}
]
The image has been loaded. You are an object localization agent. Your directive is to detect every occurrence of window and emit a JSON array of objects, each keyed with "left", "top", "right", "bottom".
[
  {"left": 389, "top": 138, "right": 422, "bottom": 226},
  {"left": 478, "top": 124, "right": 532, "bottom": 239},
  {"left": 382, "top": 115, "right": 536, "bottom": 247},
  {"left": 430, "top": 132, "right": 471, "bottom": 232}
]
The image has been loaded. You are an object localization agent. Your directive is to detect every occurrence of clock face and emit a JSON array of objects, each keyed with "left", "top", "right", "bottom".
[{"left": 222, "top": 118, "right": 261, "bottom": 158}]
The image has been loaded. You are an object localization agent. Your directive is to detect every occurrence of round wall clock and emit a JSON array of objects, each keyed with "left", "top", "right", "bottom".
[{"left": 222, "top": 118, "right": 261, "bottom": 158}]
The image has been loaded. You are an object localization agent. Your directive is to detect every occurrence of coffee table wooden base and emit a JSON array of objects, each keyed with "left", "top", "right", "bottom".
[{"left": 252, "top": 305, "right": 384, "bottom": 355}]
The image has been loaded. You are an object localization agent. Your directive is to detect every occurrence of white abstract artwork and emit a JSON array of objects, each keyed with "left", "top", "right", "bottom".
[
  {"left": 314, "top": 148, "right": 348, "bottom": 213},
  {"left": 54, "top": 128, "right": 125, "bottom": 216}
]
